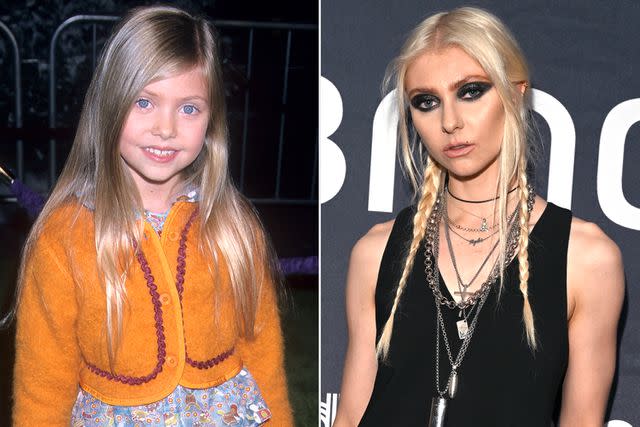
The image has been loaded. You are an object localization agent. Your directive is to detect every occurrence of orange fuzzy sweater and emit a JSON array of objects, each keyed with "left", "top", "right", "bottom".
[{"left": 13, "top": 201, "right": 294, "bottom": 426}]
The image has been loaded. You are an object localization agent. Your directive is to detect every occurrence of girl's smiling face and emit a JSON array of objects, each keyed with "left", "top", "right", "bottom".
[
  {"left": 405, "top": 46, "right": 506, "bottom": 182},
  {"left": 119, "top": 67, "right": 209, "bottom": 205}
]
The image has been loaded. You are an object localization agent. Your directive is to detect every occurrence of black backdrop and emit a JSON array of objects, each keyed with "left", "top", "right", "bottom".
[{"left": 321, "top": 1, "right": 640, "bottom": 425}]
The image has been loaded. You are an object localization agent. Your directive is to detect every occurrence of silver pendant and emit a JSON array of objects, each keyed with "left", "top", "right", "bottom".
[
  {"left": 480, "top": 218, "right": 488, "bottom": 232},
  {"left": 448, "top": 369, "right": 459, "bottom": 398},
  {"left": 428, "top": 396, "right": 447, "bottom": 427},
  {"left": 456, "top": 319, "right": 468, "bottom": 339}
]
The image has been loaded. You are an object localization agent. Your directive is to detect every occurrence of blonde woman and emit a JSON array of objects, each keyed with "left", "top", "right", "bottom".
[
  {"left": 334, "top": 7, "right": 623, "bottom": 427},
  {"left": 10, "top": 6, "right": 292, "bottom": 426}
]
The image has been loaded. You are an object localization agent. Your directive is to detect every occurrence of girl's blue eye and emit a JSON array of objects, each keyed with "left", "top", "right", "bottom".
[
  {"left": 410, "top": 94, "right": 440, "bottom": 112},
  {"left": 458, "top": 82, "right": 493, "bottom": 100},
  {"left": 136, "top": 98, "right": 150, "bottom": 109},
  {"left": 182, "top": 104, "right": 199, "bottom": 115}
]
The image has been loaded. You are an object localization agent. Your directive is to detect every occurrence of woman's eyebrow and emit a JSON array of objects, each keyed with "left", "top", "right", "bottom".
[
  {"left": 407, "top": 74, "right": 490, "bottom": 97},
  {"left": 449, "top": 74, "right": 491, "bottom": 90}
]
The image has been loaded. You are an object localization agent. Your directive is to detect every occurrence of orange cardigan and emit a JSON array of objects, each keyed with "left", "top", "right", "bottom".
[{"left": 13, "top": 201, "right": 294, "bottom": 426}]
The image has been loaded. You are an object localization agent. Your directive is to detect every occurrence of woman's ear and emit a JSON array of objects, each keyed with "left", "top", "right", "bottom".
[{"left": 517, "top": 81, "right": 529, "bottom": 96}]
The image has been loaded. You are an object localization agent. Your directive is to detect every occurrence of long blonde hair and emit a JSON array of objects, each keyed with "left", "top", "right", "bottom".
[
  {"left": 9, "top": 6, "right": 275, "bottom": 367},
  {"left": 377, "top": 7, "right": 535, "bottom": 359}
]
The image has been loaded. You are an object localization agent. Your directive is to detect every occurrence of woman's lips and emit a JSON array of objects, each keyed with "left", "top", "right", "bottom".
[{"left": 444, "top": 142, "right": 474, "bottom": 158}]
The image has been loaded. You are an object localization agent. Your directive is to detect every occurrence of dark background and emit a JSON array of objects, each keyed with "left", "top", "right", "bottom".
[
  {"left": 321, "top": 0, "right": 640, "bottom": 425},
  {"left": 0, "top": 0, "right": 318, "bottom": 425}
]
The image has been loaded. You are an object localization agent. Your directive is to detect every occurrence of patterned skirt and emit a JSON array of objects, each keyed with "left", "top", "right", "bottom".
[{"left": 70, "top": 368, "right": 271, "bottom": 426}]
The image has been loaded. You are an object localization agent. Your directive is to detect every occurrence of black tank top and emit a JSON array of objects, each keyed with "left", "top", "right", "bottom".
[{"left": 359, "top": 203, "right": 571, "bottom": 427}]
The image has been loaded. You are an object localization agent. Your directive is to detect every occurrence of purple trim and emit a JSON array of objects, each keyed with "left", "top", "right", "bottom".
[
  {"left": 175, "top": 210, "right": 234, "bottom": 369},
  {"left": 87, "top": 209, "right": 232, "bottom": 384},
  {"left": 85, "top": 246, "right": 167, "bottom": 385}
]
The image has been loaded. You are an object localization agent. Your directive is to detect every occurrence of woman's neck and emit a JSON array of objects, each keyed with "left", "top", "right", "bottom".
[
  {"left": 446, "top": 171, "right": 507, "bottom": 203},
  {"left": 445, "top": 173, "right": 518, "bottom": 221}
]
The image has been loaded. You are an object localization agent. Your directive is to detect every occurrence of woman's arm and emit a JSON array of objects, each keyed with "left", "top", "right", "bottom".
[
  {"left": 333, "top": 220, "right": 394, "bottom": 427},
  {"left": 558, "top": 218, "right": 624, "bottom": 426}
]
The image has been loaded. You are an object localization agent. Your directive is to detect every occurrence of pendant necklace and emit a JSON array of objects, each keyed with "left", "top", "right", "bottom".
[
  {"left": 444, "top": 213, "right": 499, "bottom": 338},
  {"left": 445, "top": 184, "right": 518, "bottom": 233},
  {"left": 447, "top": 224, "right": 499, "bottom": 246},
  {"left": 446, "top": 205, "right": 519, "bottom": 247},
  {"left": 426, "top": 198, "right": 499, "bottom": 426},
  {"left": 443, "top": 198, "right": 520, "bottom": 333},
  {"left": 425, "top": 187, "right": 531, "bottom": 426}
]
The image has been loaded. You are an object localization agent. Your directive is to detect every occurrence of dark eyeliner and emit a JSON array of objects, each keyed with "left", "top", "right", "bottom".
[
  {"left": 458, "top": 82, "right": 493, "bottom": 100},
  {"left": 410, "top": 93, "right": 439, "bottom": 112}
]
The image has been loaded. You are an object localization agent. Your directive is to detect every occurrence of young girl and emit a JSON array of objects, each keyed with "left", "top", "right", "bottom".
[
  {"left": 334, "top": 7, "right": 623, "bottom": 426},
  {"left": 12, "top": 6, "right": 293, "bottom": 426}
]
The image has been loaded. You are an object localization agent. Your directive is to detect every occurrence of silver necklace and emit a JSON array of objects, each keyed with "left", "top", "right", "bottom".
[
  {"left": 444, "top": 200, "right": 520, "bottom": 306},
  {"left": 431, "top": 285, "right": 491, "bottom": 415},
  {"left": 423, "top": 189, "right": 531, "bottom": 312},
  {"left": 446, "top": 215, "right": 493, "bottom": 233},
  {"left": 446, "top": 224, "right": 500, "bottom": 245},
  {"left": 443, "top": 201, "right": 501, "bottom": 338},
  {"left": 445, "top": 185, "right": 519, "bottom": 233},
  {"left": 446, "top": 205, "right": 518, "bottom": 246},
  {"left": 427, "top": 186, "right": 534, "bottom": 426},
  {"left": 445, "top": 202, "right": 518, "bottom": 337}
]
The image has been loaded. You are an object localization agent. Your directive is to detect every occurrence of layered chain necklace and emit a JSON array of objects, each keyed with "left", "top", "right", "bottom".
[
  {"left": 425, "top": 186, "right": 534, "bottom": 427},
  {"left": 444, "top": 200, "right": 519, "bottom": 329},
  {"left": 444, "top": 185, "right": 518, "bottom": 237}
]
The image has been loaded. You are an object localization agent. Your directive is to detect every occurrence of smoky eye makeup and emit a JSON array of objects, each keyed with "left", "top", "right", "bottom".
[
  {"left": 410, "top": 93, "right": 440, "bottom": 112},
  {"left": 457, "top": 81, "right": 493, "bottom": 100}
]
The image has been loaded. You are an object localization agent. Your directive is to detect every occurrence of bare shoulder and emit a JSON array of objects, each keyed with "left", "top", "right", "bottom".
[
  {"left": 350, "top": 219, "right": 395, "bottom": 266},
  {"left": 346, "top": 219, "right": 395, "bottom": 298},
  {"left": 568, "top": 216, "right": 622, "bottom": 272},
  {"left": 566, "top": 215, "right": 624, "bottom": 316}
]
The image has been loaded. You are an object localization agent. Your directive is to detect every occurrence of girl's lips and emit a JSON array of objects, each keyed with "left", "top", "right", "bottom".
[
  {"left": 142, "top": 147, "right": 179, "bottom": 163},
  {"left": 444, "top": 143, "right": 474, "bottom": 158}
]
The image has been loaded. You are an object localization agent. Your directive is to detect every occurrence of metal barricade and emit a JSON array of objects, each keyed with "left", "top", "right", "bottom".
[
  {"left": 0, "top": 21, "right": 22, "bottom": 189},
  {"left": 48, "top": 15, "right": 119, "bottom": 189}
]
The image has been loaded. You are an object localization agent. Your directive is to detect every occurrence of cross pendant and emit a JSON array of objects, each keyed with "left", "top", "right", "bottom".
[{"left": 454, "top": 290, "right": 472, "bottom": 299}]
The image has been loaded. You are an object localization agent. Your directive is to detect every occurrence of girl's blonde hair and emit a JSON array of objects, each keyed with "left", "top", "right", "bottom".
[
  {"left": 377, "top": 7, "right": 535, "bottom": 359},
  {"left": 10, "top": 6, "right": 276, "bottom": 367}
]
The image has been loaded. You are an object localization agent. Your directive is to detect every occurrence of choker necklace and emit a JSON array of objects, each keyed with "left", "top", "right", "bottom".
[
  {"left": 447, "top": 185, "right": 518, "bottom": 204},
  {"left": 425, "top": 186, "right": 534, "bottom": 426}
]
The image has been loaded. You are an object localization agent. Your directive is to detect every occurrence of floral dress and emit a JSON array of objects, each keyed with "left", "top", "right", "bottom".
[
  {"left": 70, "top": 201, "right": 272, "bottom": 427},
  {"left": 71, "top": 368, "right": 271, "bottom": 427}
]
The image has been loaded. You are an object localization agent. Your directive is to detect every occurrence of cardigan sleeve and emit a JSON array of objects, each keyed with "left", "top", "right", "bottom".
[
  {"left": 236, "top": 275, "right": 295, "bottom": 426},
  {"left": 13, "top": 235, "right": 81, "bottom": 426}
]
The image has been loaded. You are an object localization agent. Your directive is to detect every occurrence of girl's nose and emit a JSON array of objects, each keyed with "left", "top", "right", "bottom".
[{"left": 151, "top": 111, "right": 177, "bottom": 139}]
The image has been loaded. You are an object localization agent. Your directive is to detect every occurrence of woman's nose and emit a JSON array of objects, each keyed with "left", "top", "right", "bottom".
[{"left": 441, "top": 102, "right": 463, "bottom": 134}]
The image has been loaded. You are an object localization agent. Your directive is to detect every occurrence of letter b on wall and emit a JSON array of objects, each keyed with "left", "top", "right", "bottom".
[{"left": 320, "top": 77, "right": 347, "bottom": 203}]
